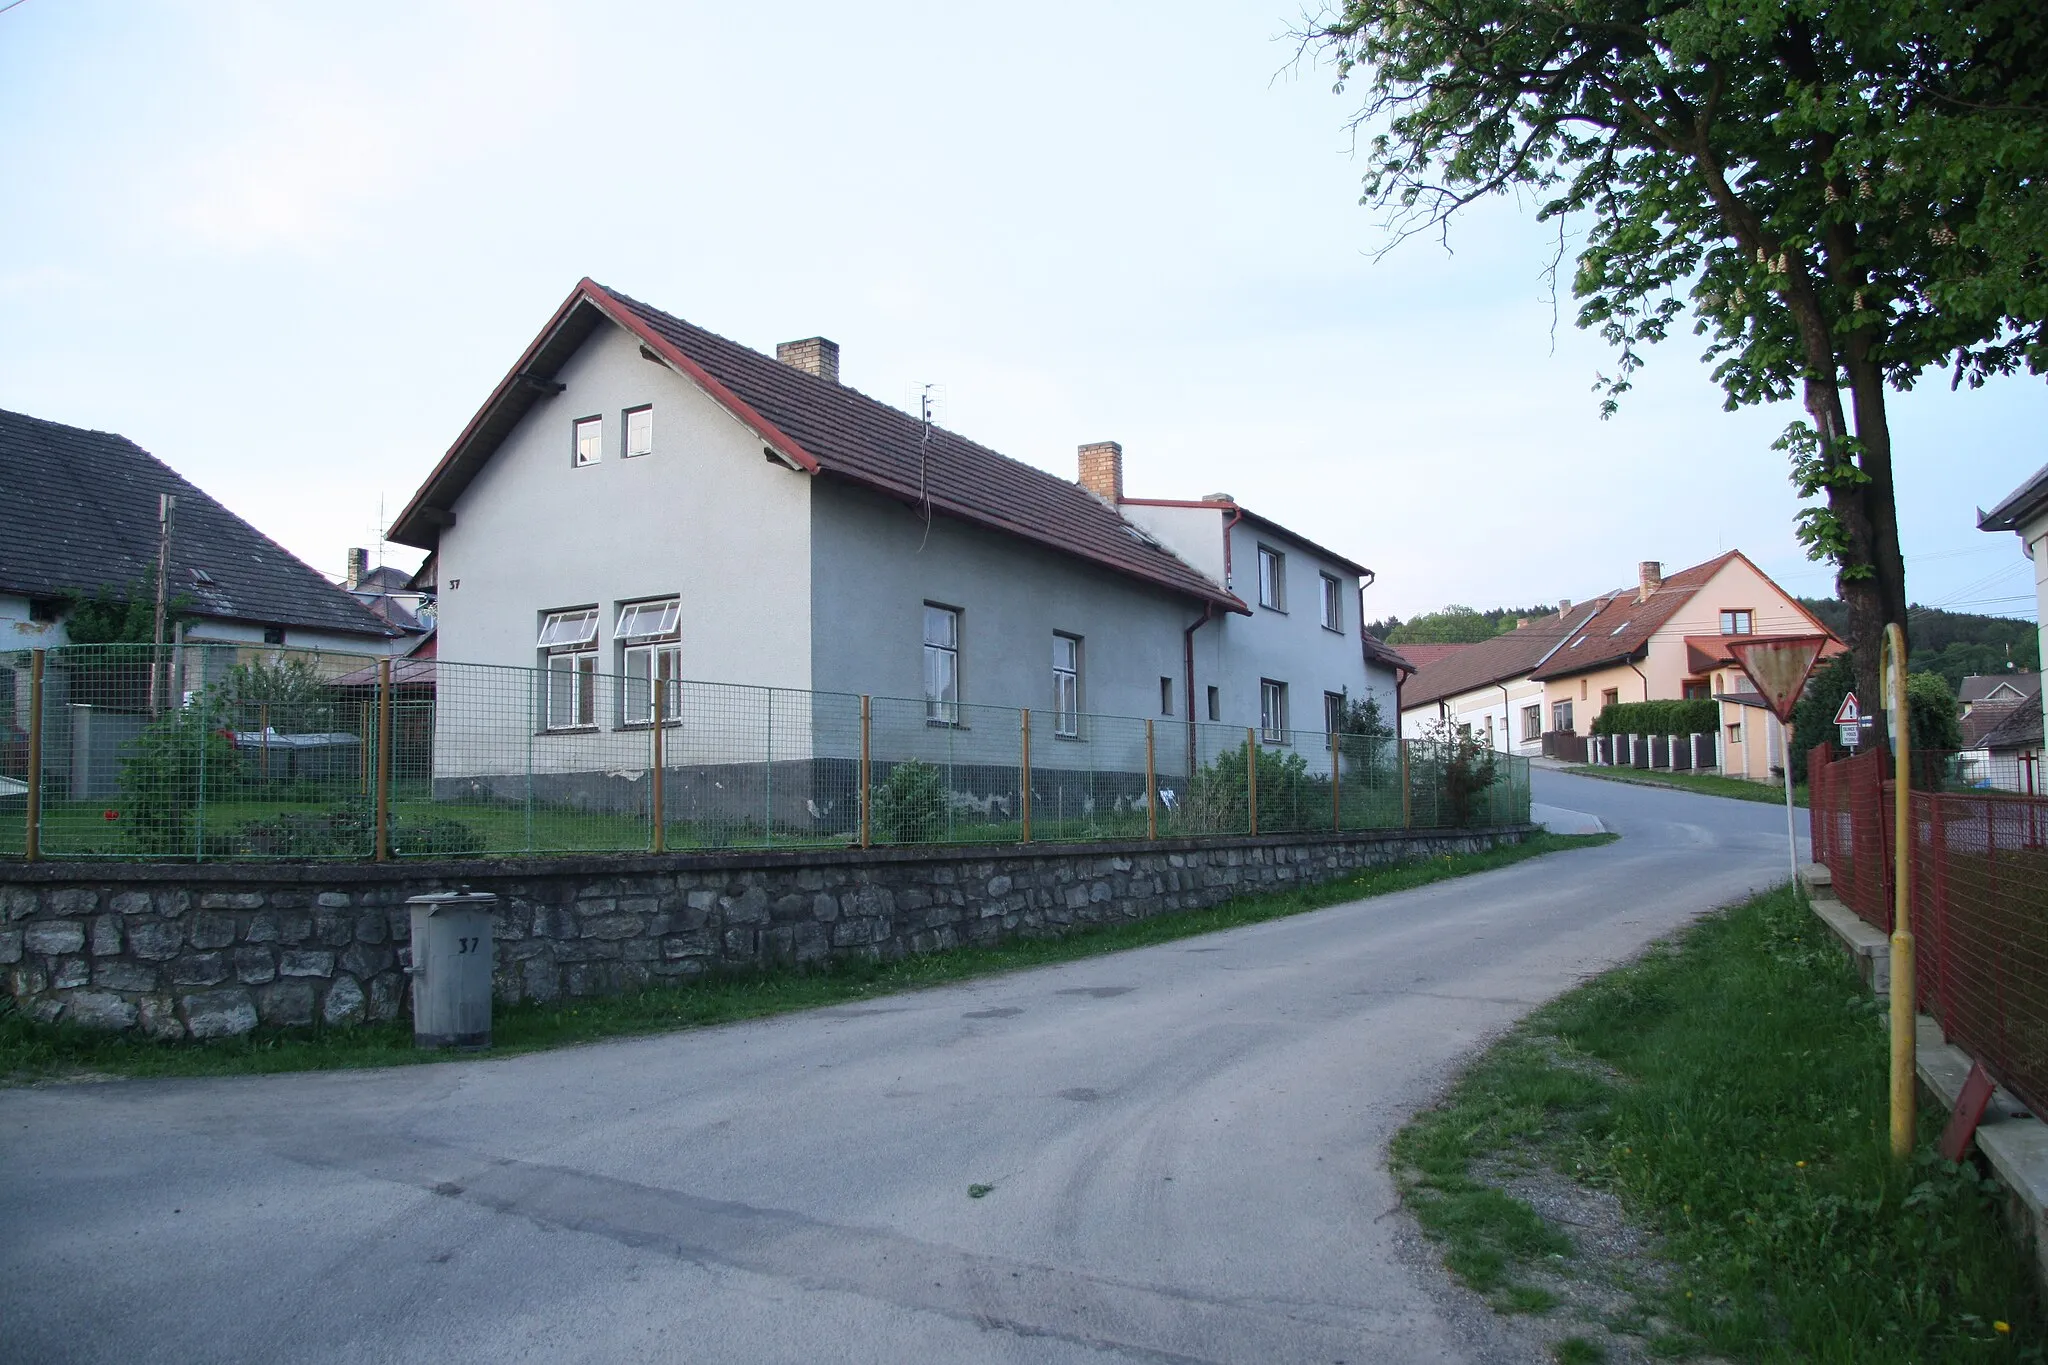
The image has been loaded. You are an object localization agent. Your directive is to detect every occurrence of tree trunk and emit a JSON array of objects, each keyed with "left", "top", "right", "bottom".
[{"left": 1839, "top": 347, "right": 1911, "bottom": 751}]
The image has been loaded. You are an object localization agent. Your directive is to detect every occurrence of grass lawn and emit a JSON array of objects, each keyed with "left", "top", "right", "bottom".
[
  {"left": 1563, "top": 765, "right": 1810, "bottom": 808},
  {"left": 1393, "top": 885, "right": 2041, "bottom": 1362},
  {"left": 0, "top": 831, "right": 1610, "bottom": 1082}
]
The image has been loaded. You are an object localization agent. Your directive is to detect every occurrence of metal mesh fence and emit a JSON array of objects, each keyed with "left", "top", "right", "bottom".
[
  {"left": 4, "top": 644, "right": 1531, "bottom": 862},
  {"left": 1809, "top": 743, "right": 2048, "bottom": 1119}
]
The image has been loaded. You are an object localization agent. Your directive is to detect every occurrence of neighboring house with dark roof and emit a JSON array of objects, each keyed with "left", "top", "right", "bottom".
[
  {"left": 0, "top": 408, "right": 401, "bottom": 658},
  {"left": 1977, "top": 466, "right": 2048, "bottom": 773},
  {"left": 1398, "top": 600, "right": 1605, "bottom": 753},
  {"left": 388, "top": 279, "right": 1383, "bottom": 788},
  {"left": 1526, "top": 552, "right": 1840, "bottom": 781},
  {"left": 341, "top": 548, "right": 435, "bottom": 656},
  {"left": 1958, "top": 671, "right": 2040, "bottom": 714}
]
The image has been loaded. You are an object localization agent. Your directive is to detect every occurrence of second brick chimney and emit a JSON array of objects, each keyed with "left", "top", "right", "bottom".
[
  {"left": 1637, "top": 560, "right": 1663, "bottom": 603},
  {"left": 775, "top": 337, "right": 840, "bottom": 384},
  {"left": 1078, "top": 441, "right": 1124, "bottom": 503}
]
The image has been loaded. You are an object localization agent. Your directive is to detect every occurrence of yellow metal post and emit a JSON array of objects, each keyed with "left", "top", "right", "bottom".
[
  {"left": 651, "top": 678, "right": 666, "bottom": 854},
  {"left": 24, "top": 650, "right": 43, "bottom": 862},
  {"left": 1246, "top": 727, "right": 1258, "bottom": 836},
  {"left": 374, "top": 658, "right": 392, "bottom": 863},
  {"left": 1886, "top": 622, "right": 1916, "bottom": 1159},
  {"left": 1020, "top": 709, "right": 1033, "bottom": 843},
  {"left": 1145, "top": 719, "right": 1157, "bottom": 840},
  {"left": 858, "top": 695, "right": 872, "bottom": 849},
  {"left": 1331, "top": 730, "right": 1342, "bottom": 832}
]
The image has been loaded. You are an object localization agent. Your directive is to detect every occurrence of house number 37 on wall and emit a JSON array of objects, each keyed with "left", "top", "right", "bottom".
[{"left": 456, "top": 937, "right": 481, "bottom": 954}]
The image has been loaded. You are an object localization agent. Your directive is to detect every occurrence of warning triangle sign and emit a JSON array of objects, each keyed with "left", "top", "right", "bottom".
[{"left": 1833, "top": 692, "right": 1860, "bottom": 726}]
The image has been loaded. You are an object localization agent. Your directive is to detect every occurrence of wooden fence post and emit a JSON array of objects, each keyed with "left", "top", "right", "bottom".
[
  {"left": 1145, "top": 719, "right": 1157, "bottom": 840},
  {"left": 374, "top": 658, "right": 392, "bottom": 862},
  {"left": 858, "top": 695, "right": 872, "bottom": 849},
  {"left": 24, "top": 650, "right": 43, "bottom": 862},
  {"left": 1246, "top": 727, "right": 1258, "bottom": 836},
  {"left": 651, "top": 677, "right": 666, "bottom": 854},
  {"left": 1020, "top": 709, "right": 1033, "bottom": 843}
]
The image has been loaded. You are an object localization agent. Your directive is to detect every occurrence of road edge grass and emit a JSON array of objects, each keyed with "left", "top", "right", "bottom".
[
  {"left": 1561, "top": 765, "right": 1809, "bottom": 808},
  {"left": 0, "top": 830, "right": 1614, "bottom": 1083},
  {"left": 1392, "top": 884, "right": 2043, "bottom": 1364}
]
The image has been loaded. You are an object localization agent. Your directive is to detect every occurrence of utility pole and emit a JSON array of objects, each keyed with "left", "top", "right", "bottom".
[{"left": 150, "top": 493, "right": 177, "bottom": 717}]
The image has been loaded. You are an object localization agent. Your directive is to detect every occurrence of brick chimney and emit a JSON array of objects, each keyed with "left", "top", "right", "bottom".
[
  {"left": 1078, "top": 441, "right": 1124, "bottom": 503},
  {"left": 776, "top": 337, "right": 840, "bottom": 384},
  {"left": 346, "top": 547, "right": 369, "bottom": 589},
  {"left": 1557, "top": 598, "right": 1572, "bottom": 617},
  {"left": 1637, "top": 560, "right": 1663, "bottom": 603}
]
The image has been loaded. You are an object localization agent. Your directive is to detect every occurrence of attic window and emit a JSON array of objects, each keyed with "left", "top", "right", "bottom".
[
  {"left": 190, "top": 568, "right": 215, "bottom": 586},
  {"left": 1610, "top": 621, "right": 1630, "bottom": 635},
  {"left": 1569, "top": 636, "right": 1585, "bottom": 649},
  {"left": 615, "top": 597, "right": 681, "bottom": 643},
  {"left": 537, "top": 608, "right": 599, "bottom": 649}
]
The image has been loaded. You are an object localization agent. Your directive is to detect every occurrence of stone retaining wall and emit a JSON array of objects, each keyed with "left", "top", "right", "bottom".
[{"left": 1, "top": 825, "right": 1532, "bottom": 1039}]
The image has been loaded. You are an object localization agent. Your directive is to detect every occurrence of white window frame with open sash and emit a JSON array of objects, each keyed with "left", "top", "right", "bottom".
[
  {"left": 1260, "top": 679, "right": 1289, "bottom": 742},
  {"left": 538, "top": 608, "right": 600, "bottom": 730},
  {"left": 1319, "top": 573, "right": 1342, "bottom": 632},
  {"left": 1052, "top": 633, "right": 1082, "bottom": 738},
  {"left": 923, "top": 604, "right": 961, "bottom": 725},
  {"left": 617, "top": 597, "right": 682, "bottom": 725},
  {"left": 1257, "top": 545, "right": 1285, "bottom": 611}
]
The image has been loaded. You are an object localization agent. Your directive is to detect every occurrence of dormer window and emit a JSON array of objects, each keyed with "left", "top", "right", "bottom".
[{"left": 573, "top": 416, "right": 603, "bottom": 467}]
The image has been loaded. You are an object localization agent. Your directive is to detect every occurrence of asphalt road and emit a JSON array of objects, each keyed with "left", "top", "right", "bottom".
[{"left": 0, "top": 772, "right": 1804, "bottom": 1365}]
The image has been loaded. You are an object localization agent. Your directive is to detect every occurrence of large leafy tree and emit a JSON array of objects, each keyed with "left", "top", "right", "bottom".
[{"left": 1309, "top": 0, "right": 2048, "bottom": 729}]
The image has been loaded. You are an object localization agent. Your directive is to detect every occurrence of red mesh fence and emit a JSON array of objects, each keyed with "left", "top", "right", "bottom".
[{"left": 1810, "top": 745, "right": 2048, "bottom": 1119}]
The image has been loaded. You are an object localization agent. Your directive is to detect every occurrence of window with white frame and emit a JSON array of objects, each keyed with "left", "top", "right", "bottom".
[
  {"left": 1319, "top": 574, "right": 1342, "bottom": 632},
  {"left": 1523, "top": 704, "right": 1542, "bottom": 741},
  {"left": 1052, "top": 634, "right": 1081, "bottom": 737},
  {"left": 1260, "top": 679, "right": 1288, "bottom": 741},
  {"left": 923, "top": 604, "right": 960, "bottom": 724},
  {"left": 623, "top": 405, "right": 653, "bottom": 458},
  {"left": 1257, "top": 545, "right": 1285, "bottom": 611},
  {"left": 573, "top": 416, "right": 604, "bottom": 467},
  {"left": 1719, "top": 609, "right": 1754, "bottom": 636},
  {"left": 617, "top": 597, "right": 682, "bottom": 723},
  {"left": 1553, "top": 699, "right": 1575, "bottom": 733},
  {"left": 538, "top": 608, "right": 600, "bottom": 729},
  {"left": 1325, "top": 690, "right": 1346, "bottom": 735}
]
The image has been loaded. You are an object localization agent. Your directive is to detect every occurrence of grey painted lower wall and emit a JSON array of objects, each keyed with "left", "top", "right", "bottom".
[{"left": 1, "top": 824, "right": 1532, "bottom": 1038}]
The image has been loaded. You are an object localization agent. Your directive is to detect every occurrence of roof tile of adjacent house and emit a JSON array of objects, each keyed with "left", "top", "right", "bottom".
[
  {"left": 1402, "top": 601, "right": 1610, "bottom": 709},
  {"left": 390, "top": 280, "right": 1243, "bottom": 613},
  {"left": 0, "top": 408, "right": 398, "bottom": 641}
]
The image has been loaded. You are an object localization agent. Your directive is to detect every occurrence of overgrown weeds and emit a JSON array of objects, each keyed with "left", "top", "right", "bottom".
[{"left": 1394, "top": 885, "right": 2043, "bottom": 1362}]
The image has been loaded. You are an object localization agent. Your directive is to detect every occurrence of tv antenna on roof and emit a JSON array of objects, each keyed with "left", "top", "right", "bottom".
[{"left": 916, "top": 383, "right": 940, "bottom": 552}]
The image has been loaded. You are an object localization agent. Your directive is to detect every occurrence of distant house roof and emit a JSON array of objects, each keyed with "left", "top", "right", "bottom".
[
  {"left": 1404, "top": 602, "right": 1609, "bottom": 709},
  {"left": 1361, "top": 633, "right": 1417, "bottom": 676},
  {"left": 1976, "top": 698, "right": 2045, "bottom": 752},
  {"left": 1529, "top": 551, "right": 1836, "bottom": 681},
  {"left": 1394, "top": 642, "right": 1477, "bottom": 671},
  {"left": 390, "top": 280, "right": 1242, "bottom": 614},
  {"left": 1979, "top": 463, "right": 2048, "bottom": 533},
  {"left": 0, "top": 409, "right": 398, "bottom": 642},
  {"left": 1960, "top": 672, "right": 2040, "bottom": 706},
  {"left": 351, "top": 564, "right": 415, "bottom": 594}
]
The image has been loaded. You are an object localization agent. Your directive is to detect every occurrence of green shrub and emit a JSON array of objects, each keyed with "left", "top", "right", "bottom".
[
  {"left": 1590, "top": 698, "right": 1718, "bottom": 736},
  {"left": 872, "top": 760, "right": 948, "bottom": 842},
  {"left": 1411, "top": 718, "right": 1500, "bottom": 827},
  {"left": 210, "top": 801, "right": 485, "bottom": 859},
  {"left": 117, "top": 705, "right": 239, "bottom": 856},
  {"left": 1181, "top": 741, "right": 1333, "bottom": 833}
]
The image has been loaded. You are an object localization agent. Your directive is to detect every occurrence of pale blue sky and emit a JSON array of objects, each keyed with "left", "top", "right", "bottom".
[{"left": 2, "top": 0, "right": 2040, "bottom": 622}]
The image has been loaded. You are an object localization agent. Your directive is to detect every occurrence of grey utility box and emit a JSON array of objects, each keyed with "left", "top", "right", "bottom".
[{"left": 406, "top": 891, "right": 498, "bottom": 1050}]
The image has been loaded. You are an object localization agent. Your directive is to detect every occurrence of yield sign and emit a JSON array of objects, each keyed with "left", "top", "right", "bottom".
[
  {"left": 1726, "top": 634, "right": 1832, "bottom": 724},
  {"left": 1833, "top": 692, "right": 1861, "bottom": 726}
]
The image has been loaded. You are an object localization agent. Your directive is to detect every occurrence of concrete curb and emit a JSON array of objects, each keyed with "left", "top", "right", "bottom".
[{"left": 1798, "top": 863, "right": 2048, "bottom": 1297}]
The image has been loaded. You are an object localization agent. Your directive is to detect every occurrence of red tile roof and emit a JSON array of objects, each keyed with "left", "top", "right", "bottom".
[
  {"left": 390, "top": 280, "right": 1242, "bottom": 613},
  {"left": 1403, "top": 603, "right": 1609, "bottom": 708},
  {"left": 1395, "top": 643, "right": 1478, "bottom": 671}
]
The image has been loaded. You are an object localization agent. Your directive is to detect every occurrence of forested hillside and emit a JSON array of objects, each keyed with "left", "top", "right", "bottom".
[
  {"left": 1365, "top": 604, "right": 1557, "bottom": 644},
  {"left": 1797, "top": 597, "right": 2038, "bottom": 691}
]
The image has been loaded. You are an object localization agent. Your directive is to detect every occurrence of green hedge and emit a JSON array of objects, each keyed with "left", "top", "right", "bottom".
[{"left": 1590, "top": 698, "right": 1719, "bottom": 736}]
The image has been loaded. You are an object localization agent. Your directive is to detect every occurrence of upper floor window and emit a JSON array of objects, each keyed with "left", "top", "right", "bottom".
[
  {"left": 1720, "top": 609, "right": 1753, "bottom": 636},
  {"left": 624, "top": 405, "right": 654, "bottom": 458},
  {"left": 538, "top": 607, "right": 600, "bottom": 730},
  {"left": 1052, "top": 634, "right": 1081, "bottom": 737},
  {"left": 1319, "top": 574, "right": 1342, "bottom": 632},
  {"left": 573, "top": 416, "right": 604, "bottom": 466},
  {"left": 1260, "top": 679, "right": 1289, "bottom": 741},
  {"left": 923, "top": 604, "right": 960, "bottom": 724},
  {"left": 617, "top": 597, "right": 682, "bottom": 723},
  {"left": 1257, "top": 545, "right": 1285, "bottom": 611}
]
